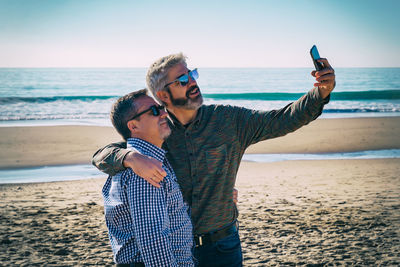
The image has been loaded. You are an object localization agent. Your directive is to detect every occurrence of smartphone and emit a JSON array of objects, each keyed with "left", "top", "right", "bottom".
[{"left": 310, "top": 45, "right": 324, "bottom": 71}]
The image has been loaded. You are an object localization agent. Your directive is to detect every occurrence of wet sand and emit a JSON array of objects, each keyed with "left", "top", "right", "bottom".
[
  {"left": 1, "top": 117, "right": 400, "bottom": 169},
  {"left": 236, "top": 159, "right": 400, "bottom": 266}
]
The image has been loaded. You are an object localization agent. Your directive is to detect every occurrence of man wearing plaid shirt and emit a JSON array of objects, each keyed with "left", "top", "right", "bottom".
[{"left": 102, "top": 89, "right": 194, "bottom": 266}]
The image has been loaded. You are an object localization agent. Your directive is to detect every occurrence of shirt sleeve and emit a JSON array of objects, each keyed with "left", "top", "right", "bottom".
[
  {"left": 235, "top": 87, "right": 330, "bottom": 149},
  {"left": 126, "top": 173, "right": 178, "bottom": 267},
  {"left": 91, "top": 141, "right": 129, "bottom": 176}
]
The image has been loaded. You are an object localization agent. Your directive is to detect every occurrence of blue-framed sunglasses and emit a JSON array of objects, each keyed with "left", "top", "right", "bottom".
[
  {"left": 164, "top": 68, "right": 199, "bottom": 88},
  {"left": 129, "top": 105, "right": 165, "bottom": 120}
]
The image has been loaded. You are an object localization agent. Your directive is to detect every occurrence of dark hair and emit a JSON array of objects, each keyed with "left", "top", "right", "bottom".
[{"left": 110, "top": 89, "right": 148, "bottom": 140}]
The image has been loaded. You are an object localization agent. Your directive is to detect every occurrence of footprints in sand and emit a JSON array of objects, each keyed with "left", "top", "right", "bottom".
[
  {"left": 0, "top": 179, "right": 114, "bottom": 265},
  {"left": 1, "top": 159, "right": 399, "bottom": 266},
  {"left": 236, "top": 176, "right": 400, "bottom": 266}
]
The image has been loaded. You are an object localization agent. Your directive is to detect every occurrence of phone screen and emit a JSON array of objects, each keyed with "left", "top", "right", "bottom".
[
  {"left": 311, "top": 45, "right": 320, "bottom": 60},
  {"left": 310, "top": 45, "right": 323, "bottom": 70}
]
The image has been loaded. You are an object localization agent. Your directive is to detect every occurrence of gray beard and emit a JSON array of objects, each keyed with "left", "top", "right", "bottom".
[{"left": 167, "top": 88, "right": 203, "bottom": 110}]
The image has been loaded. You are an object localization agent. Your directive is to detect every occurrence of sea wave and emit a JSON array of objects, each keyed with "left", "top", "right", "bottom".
[
  {"left": 204, "top": 90, "right": 400, "bottom": 101},
  {"left": 1, "top": 90, "right": 399, "bottom": 104},
  {"left": 0, "top": 95, "right": 118, "bottom": 104}
]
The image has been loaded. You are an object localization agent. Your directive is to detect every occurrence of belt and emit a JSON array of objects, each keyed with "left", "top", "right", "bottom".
[
  {"left": 116, "top": 263, "right": 145, "bottom": 267},
  {"left": 194, "top": 221, "right": 238, "bottom": 247}
]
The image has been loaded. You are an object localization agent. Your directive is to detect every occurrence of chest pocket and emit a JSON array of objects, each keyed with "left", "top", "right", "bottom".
[{"left": 205, "top": 144, "right": 228, "bottom": 175}]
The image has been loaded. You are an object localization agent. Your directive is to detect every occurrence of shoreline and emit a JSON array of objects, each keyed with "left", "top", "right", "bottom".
[
  {"left": 2, "top": 149, "right": 400, "bottom": 184},
  {"left": 1, "top": 117, "right": 400, "bottom": 169}
]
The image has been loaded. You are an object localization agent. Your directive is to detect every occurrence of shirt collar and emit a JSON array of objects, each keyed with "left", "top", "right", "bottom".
[{"left": 126, "top": 138, "right": 166, "bottom": 162}]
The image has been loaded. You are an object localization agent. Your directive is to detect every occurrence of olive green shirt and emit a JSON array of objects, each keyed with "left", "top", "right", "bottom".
[{"left": 92, "top": 87, "right": 329, "bottom": 234}]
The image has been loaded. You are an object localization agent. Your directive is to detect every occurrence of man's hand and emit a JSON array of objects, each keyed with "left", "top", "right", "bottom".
[
  {"left": 233, "top": 188, "right": 238, "bottom": 205},
  {"left": 311, "top": 58, "right": 336, "bottom": 99},
  {"left": 123, "top": 152, "right": 167, "bottom": 188}
]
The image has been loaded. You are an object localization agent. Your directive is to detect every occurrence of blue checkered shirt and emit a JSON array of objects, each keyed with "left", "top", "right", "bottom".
[{"left": 102, "top": 138, "right": 194, "bottom": 266}]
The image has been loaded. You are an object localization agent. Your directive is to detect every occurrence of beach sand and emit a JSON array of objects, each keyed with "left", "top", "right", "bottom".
[
  {"left": 1, "top": 117, "right": 400, "bottom": 169},
  {"left": 236, "top": 159, "right": 400, "bottom": 266},
  {"left": 1, "top": 117, "right": 400, "bottom": 265}
]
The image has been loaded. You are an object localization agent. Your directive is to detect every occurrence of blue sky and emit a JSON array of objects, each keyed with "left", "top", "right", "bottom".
[{"left": 0, "top": 0, "right": 399, "bottom": 67}]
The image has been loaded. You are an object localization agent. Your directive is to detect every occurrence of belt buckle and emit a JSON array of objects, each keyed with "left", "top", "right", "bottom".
[{"left": 195, "top": 235, "right": 203, "bottom": 247}]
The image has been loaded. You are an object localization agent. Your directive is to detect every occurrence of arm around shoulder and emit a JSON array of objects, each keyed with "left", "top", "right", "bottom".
[
  {"left": 92, "top": 141, "right": 167, "bottom": 187},
  {"left": 92, "top": 141, "right": 129, "bottom": 176}
]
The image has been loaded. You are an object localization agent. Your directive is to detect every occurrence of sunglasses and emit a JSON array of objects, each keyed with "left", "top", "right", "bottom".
[
  {"left": 164, "top": 68, "right": 199, "bottom": 88},
  {"left": 129, "top": 105, "right": 165, "bottom": 120}
]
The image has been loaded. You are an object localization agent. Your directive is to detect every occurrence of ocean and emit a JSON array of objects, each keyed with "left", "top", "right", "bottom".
[
  {"left": 1, "top": 67, "right": 399, "bottom": 183},
  {"left": 0, "top": 68, "right": 399, "bottom": 126}
]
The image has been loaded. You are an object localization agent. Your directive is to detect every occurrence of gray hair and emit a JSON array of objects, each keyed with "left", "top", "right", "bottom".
[
  {"left": 146, "top": 52, "right": 187, "bottom": 103},
  {"left": 110, "top": 89, "right": 148, "bottom": 140}
]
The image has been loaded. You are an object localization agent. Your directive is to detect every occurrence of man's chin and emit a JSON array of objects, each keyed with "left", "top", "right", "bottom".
[
  {"left": 161, "top": 128, "right": 172, "bottom": 140},
  {"left": 186, "top": 95, "right": 203, "bottom": 110},
  {"left": 169, "top": 93, "right": 203, "bottom": 110}
]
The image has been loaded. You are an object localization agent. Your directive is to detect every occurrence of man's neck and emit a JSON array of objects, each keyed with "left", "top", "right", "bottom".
[{"left": 168, "top": 107, "right": 199, "bottom": 126}]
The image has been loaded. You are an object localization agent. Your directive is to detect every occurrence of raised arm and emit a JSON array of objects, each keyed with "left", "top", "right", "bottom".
[
  {"left": 236, "top": 58, "right": 335, "bottom": 148},
  {"left": 92, "top": 142, "right": 167, "bottom": 187}
]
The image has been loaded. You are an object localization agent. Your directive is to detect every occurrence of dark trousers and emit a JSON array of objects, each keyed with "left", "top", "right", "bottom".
[{"left": 194, "top": 229, "right": 243, "bottom": 267}]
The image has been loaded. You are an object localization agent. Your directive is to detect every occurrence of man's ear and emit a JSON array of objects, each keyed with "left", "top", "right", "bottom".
[
  {"left": 127, "top": 120, "right": 138, "bottom": 134},
  {"left": 157, "top": 90, "right": 170, "bottom": 104}
]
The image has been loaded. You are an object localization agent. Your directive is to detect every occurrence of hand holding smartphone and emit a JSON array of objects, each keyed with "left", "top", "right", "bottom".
[
  {"left": 310, "top": 45, "right": 324, "bottom": 71},
  {"left": 309, "top": 45, "right": 336, "bottom": 98}
]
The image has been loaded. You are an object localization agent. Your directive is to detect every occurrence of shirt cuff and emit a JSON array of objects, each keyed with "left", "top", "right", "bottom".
[
  {"left": 116, "top": 149, "right": 132, "bottom": 170},
  {"left": 314, "top": 86, "right": 331, "bottom": 104}
]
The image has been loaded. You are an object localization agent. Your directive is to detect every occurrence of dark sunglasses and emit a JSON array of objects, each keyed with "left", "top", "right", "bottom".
[
  {"left": 164, "top": 68, "right": 199, "bottom": 88},
  {"left": 129, "top": 105, "right": 165, "bottom": 120}
]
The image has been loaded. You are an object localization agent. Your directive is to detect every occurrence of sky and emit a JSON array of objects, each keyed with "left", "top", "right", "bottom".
[{"left": 0, "top": 0, "right": 399, "bottom": 68}]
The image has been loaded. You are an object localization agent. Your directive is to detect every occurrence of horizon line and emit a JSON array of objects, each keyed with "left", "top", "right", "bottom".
[{"left": 1, "top": 66, "right": 399, "bottom": 69}]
